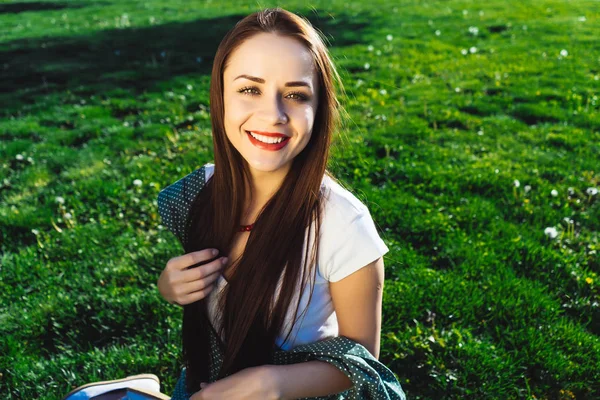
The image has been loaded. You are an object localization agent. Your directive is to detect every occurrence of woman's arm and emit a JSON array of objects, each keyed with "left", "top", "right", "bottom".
[
  {"left": 268, "top": 257, "right": 385, "bottom": 399},
  {"left": 329, "top": 256, "right": 384, "bottom": 359},
  {"left": 266, "top": 360, "right": 353, "bottom": 399}
]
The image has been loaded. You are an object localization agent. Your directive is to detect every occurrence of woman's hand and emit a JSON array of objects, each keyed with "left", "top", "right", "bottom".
[
  {"left": 190, "top": 365, "right": 280, "bottom": 400},
  {"left": 157, "top": 248, "right": 228, "bottom": 305}
]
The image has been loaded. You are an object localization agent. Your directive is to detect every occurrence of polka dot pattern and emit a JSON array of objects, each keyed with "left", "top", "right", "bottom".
[
  {"left": 159, "top": 166, "right": 406, "bottom": 399},
  {"left": 157, "top": 166, "right": 207, "bottom": 246}
]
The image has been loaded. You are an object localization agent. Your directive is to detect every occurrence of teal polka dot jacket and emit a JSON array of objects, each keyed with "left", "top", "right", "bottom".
[{"left": 158, "top": 166, "right": 407, "bottom": 400}]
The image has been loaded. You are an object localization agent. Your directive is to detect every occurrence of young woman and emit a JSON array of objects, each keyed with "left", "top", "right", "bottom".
[
  {"left": 64, "top": 7, "right": 405, "bottom": 400},
  {"left": 156, "top": 7, "right": 405, "bottom": 400}
]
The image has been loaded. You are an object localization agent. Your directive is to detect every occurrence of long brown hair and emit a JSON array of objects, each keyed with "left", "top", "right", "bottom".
[{"left": 181, "top": 7, "right": 346, "bottom": 392}]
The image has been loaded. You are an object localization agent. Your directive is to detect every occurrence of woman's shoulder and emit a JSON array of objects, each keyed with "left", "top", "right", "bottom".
[
  {"left": 320, "top": 174, "right": 370, "bottom": 224},
  {"left": 317, "top": 174, "right": 389, "bottom": 282}
]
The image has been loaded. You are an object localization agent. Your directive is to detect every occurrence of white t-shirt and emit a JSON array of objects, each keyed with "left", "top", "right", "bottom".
[{"left": 200, "top": 163, "right": 390, "bottom": 351}]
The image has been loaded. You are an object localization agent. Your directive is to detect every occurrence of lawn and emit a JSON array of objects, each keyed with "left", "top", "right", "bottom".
[{"left": 1, "top": 0, "right": 599, "bottom": 399}]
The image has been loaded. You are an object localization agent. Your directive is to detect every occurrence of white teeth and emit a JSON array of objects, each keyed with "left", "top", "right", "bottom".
[{"left": 249, "top": 131, "right": 286, "bottom": 144}]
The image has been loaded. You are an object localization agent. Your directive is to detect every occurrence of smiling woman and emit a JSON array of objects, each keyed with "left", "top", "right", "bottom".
[{"left": 160, "top": 7, "right": 405, "bottom": 400}]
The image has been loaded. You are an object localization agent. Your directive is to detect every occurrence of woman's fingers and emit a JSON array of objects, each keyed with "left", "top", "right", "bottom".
[
  {"left": 168, "top": 248, "right": 220, "bottom": 272},
  {"left": 180, "top": 283, "right": 217, "bottom": 305},
  {"left": 180, "top": 269, "right": 222, "bottom": 295},
  {"left": 160, "top": 249, "right": 229, "bottom": 306},
  {"left": 180, "top": 257, "right": 227, "bottom": 283}
]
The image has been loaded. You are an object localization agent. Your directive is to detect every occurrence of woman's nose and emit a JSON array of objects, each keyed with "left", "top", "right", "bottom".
[{"left": 258, "top": 95, "right": 288, "bottom": 124}]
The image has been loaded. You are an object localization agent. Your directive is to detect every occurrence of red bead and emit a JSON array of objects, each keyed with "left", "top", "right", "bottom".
[{"left": 239, "top": 223, "right": 254, "bottom": 232}]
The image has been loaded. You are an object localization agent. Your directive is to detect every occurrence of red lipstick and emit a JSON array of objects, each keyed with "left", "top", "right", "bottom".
[{"left": 246, "top": 130, "right": 290, "bottom": 151}]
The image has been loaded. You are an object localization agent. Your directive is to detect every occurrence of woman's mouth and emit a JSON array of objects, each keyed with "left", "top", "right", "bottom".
[{"left": 246, "top": 130, "right": 290, "bottom": 151}]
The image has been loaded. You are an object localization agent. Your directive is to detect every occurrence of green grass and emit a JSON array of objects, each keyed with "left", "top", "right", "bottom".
[{"left": 1, "top": 0, "right": 599, "bottom": 398}]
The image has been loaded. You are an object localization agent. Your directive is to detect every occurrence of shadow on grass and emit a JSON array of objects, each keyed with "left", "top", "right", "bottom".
[
  {"left": 0, "top": 2, "right": 88, "bottom": 15},
  {"left": 1, "top": 10, "right": 372, "bottom": 116}
]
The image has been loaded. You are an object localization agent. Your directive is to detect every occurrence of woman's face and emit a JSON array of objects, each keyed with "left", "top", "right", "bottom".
[{"left": 222, "top": 32, "right": 319, "bottom": 176}]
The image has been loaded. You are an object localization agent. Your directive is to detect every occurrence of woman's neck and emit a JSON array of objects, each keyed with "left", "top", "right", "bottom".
[{"left": 242, "top": 163, "right": 291, "bottom": 223}]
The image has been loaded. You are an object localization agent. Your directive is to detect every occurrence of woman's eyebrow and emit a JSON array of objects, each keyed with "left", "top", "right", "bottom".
[{"left": 234, "top": 74, "right": 311, "bottom": 88}]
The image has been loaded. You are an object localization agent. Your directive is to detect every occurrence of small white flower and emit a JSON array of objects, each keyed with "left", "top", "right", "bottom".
[
  {"left": 31, "top": 229, "right": 39, "bottom": 236},
  {"left": 544, "top": 227, "right": 558, "bottom": 239},
  {"left": 514, "top": 180, "right": 520, "bottom": 188},
  {"left": 64, "top": 212, "right": 72, "bottom": 220},
  {"left": 27, "top": 157, "right": 34, "bottom": 163},
  {"left": 468, "top": 26, "right": 479, "bottom": 35},
  {"left": 524, "top": 185, "right": 531, "bottom": 193},
  {"left": 463, "top": 10, "right": 468, "bottom": 15},
  {"left": 386, "top": 34, "right": 393, "bottom": 41},
  {"left": 495, "top": 169, "right": 499, "bottom": 174},
  {"left": 587, "top": 187, "right": 598, "bottom": 196},
  {"left": 477, "top": 130, "right": 484, "bottom": 136},
  {"left": 55, "top": 196, "right": 65, "bottom": 204},
  {"left": 123, "top": 121, "right": 129, "bottom": 127},
  {"left": 379, "top": 89, "right": 387, "bottom": 95},
  {"left": 469, "top": 46, "right": 478, "bottom": 53},
  {"left": 186, "top": 84, "right": 193, "bottom": 90},
  {"left": 461, "top": 49, "right": 468, "bottom": 55},
  {"left": 118, "top": 212, "right": 124, "bottom": 218},
  {"left": 455, "top": 87, "right": 461, "bottom": 92},
  {"left": 435, "top": 30, "right": 441, "bottom": 36},
  {"left": 567, "top": 187, "right": 575, "bottom": 195},
  {"left": 578, "top": 16, "right": 586, "bottom": 22},
  {"left": 364, "top": 63, "right": 370, "bottom": 70},
  {"left": 367, "top": 45, "right": 374, "bottom": 52},
  {"left": 133, "top": 179, "right": 143, "bottom": 187},
  {"left": 551, "top": 189, "right": 558, "bottom": 197},
  {"left": 560, "top": 49, "right": 568, "bottom": 57},
  {"left": 16, "top": 154, "right": 24, "bottom": 160}
]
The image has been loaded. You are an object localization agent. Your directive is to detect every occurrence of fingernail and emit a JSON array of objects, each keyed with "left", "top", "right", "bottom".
[
  {"left": 221, "top": 257, "right": 228, "bottom": 265},
  {"left": 212, "top": 249, "right": 218, "bottom": 256}
]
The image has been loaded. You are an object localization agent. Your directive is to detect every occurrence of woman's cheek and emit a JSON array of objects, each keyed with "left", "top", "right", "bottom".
[
  {"left": 298, "top": 105, "right": 315, "bottom": 129},
  {"left": 229, "top": 98, "right": 254, "bottom": 117}
]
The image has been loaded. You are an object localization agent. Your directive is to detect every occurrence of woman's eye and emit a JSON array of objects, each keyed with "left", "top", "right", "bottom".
[
  {"left": 288, "top": 92, "right": 308, "bottom": 101},
  {"left": 237, "top": 87, "right": 308, "bottom": 102},
  {"left": 239, "top": 87, "right": 260, "bottom": 96}
]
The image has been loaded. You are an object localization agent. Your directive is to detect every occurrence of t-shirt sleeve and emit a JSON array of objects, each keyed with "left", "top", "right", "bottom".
[
  {"left": 157, "top": 165, "right": 207, "bottom": 245},
  {"left": 324, "top": 209, "right": 390, "bottom": 282}
]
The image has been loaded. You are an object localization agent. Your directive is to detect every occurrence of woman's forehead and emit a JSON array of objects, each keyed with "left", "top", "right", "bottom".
[{"left": 224, "top": 33, "right": 317, "bottom": 85}]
